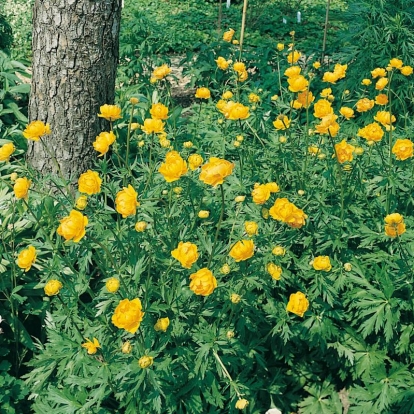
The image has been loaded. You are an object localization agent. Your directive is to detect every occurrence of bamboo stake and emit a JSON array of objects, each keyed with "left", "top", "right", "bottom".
[
  {"left": 321, "top": 0, "right": 331, "bottom": 63},
  {"left": 239, "top": 0, "right": 248, "bottom": 60}
]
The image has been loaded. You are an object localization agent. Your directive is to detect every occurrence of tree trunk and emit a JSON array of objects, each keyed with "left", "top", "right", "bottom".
[{"left": 27, "top": 0, "right": 122, "bottom": 180}]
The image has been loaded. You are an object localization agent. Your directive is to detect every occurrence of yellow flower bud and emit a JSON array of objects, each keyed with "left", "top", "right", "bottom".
[
  {"left": 236, "top": 135, "right": 244, "bottom": 142},
  {"left": 344, "top": 263, "right": 352, "bottom": 272},
  {"left": 131, "top": 123, "right": 140, "bottom": 131},
  {"left": 298, "top": 190, "right": 305, "bottom": 196},
  {"left": 183, "top": 141, "right": 193, "bottom": 148},
  {"left": 218, "top": 119, "right": 224, "bottom": 125},
  {"left": 233, "top": 141, "right": 241, "bottom": 147},
  {"left": 10, "top": 172, "right": 18, "bottom": 182},
  {"left": 272, "top": 246, "right": 285, "bottom": 256},
  {"left": 235, "top": 399, "right": 249, "bottom": 410},
  {"left": 198, "top": 210, "right": 210, "bottom": 219},
  {"left": 138, "top": 140, "right": 145, "bottom": 147},
  {"left": 226, "top": 330, "right": 235, "bottom": 339},
  {"left": 154, "top": 317, "right": 170, "bottom": 332},
  {"left": 230, "top": 293, "right": 241, "bottom": 304},
  {"left": 354, "top": 147, "right": 364, "bottom": 155},
  {"left": 138, "top": 355, "right": 154, "bottom": 369},
  {"left": 106, "top": 278, "right": 120, "bottom": 293},
  {"left": 235, "top": 195, "right": 246, "bottom": 202},
  {"left": 75, "top": 195, "right": 88, "bottom": 210},
  {"left": 220, "top": 263, "right": 231, "bottom": 274},
  {"left": 135, "top": 221, "right": 148, "bottom": 232},
  {"left": 121, "top": 341, "right": 132, "bottom": 354},
  {"left": 261, "top": 208, "right": 269, "bottom": 219},
  {"left": 173, "top": 186, "right": 183, "bottom": 194},
  {"left": 244, "top": 221, "right": 258, "bottom": 236},
  {"left": 130, "top": 97, "right": 139, "bottom": 105},
  {"left": 279, "top": 136, "right": 287, "bottom": 143}
]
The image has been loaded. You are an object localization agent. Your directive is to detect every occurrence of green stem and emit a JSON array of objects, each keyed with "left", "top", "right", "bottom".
[
  {"left": 207, "top": 185, "right": 225, "bottom": 268},
  {"left": 328, "top": 131, "right": 344, "bottom": 225}
]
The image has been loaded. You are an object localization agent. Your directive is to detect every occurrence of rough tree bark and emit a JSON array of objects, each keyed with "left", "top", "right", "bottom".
[{"left": 27, "top": 0, "right": 122, "bottom": 180}]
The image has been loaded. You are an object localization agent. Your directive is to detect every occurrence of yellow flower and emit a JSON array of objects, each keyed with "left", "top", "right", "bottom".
[
  {"left": 238, "top": 70, "right": 248, "bottom": 82},
  {"left": 315, "top": 114, "right": 340, "bottom": 137},
  {"left": 138, "top": 355, "right": 154, "bottom": 368},
  {"left": 273, "top": 115, "right": 291, "bottom": 130},
  {"left": 115, "top": 185, "right": 140, "bottom": 218},
  {"left": 357, "top": 122, "right": 384, "bottom": 142},
  {"left": 16, "top": 245, "right": 36, "bottom": 272},
  {"left": 135, "top": 221, "right": 148, "bottom": 232},
  {"left": 10, "top": 172, "right": 18, "bottom": 182},
  {"left": 222, "top": 91, "right": 233, "bottom": 100},
  {"left": 313, "top": 256, "right": 332, "bottom": 271},
  {"left": 233, "top": 61, "right": 246, "bottom": 73},
  {"left": 361, "top": 78, "right": 372, "bottom": 86},
  {"left": 286, "top": 291, "right": 309, "bottom": 317},
  {"left": 106, "top": 278, "right": 120, "bottom": 293},
  {"left": 235, "top": 399, "right": 249, "bottom": 410},
  {"left": 296, "top": 90, "right": 314, "bottom": 108},
  {"left": 223, "top": 28, "right": 235, "bottom": 42},
  {"left": 284, "top": 66, "right": 301, "bottom": 78},
  {"left": 23, "top": 120, "right": 51, "bottom": 141},
  {"left": 308, "top": 146, "right": 320, "bottom": 155},
  {"left": 251, "top": 184, "right": 271, "bottom": 205},
  {"left": 319, "top": 88, "right": 331, "bottom": 98},
  {"left": 339, "top": 107, "right": 354, "bottom": 120},
  {"left": 400, "top": 66, "right": 413, "bottom": 76},
  {"left": 392, "top": 139, "right": 413, "bottom": 161},
  {"left": 277, "top": 43, "right": 284, "bottom": 51},
  {"left": 171, "top": 241, "right": 199, "bottom": 269},
  {"left": 150, "top": 103, "right": 169, "bottom": 120},
  {"left": 195, "top": 87, "right": 211, "bottom": 99},
  {"left": 75, "top": 195, "right": 88, "bottom": 210},
  {"left": 13, "top": 177, "right": 31, "bottom": 199},
  {"left": 375, "top": 77, "right": 388, "bottom": 91},
  {"left": 287, "top": 50, "right": 301, "bottom": 64},
  {"left": 389, "top": 58, "right": 403, "bottom": 69},
  {"left": 322, "top": 71, "right": 339, "bottom": 84},
  {"left": 265, "top": 182, "right": 280, "bottom": 193},
  {"left": 313, "top": 99, "right": 333, "bottom": 118},
  {"left": 141, "top": 118, "right": 165, "bottom": 134},
  {"left": 93, "top": 131, "right": 116, "bottom": 156},
  {"left": 130, "top": 97, "right": 139, "bottom": 105},
  {"left": 82, "top": 338, "right": 100, "bottom": 355},
  {"left": 215, "top": 56, "right": 229, "bottom": 70},
  {"left": 269, "top": 198, "right": 307, "bottom": 229},
  {"left": 189, "top": 268, "right": 217, "bottom": 296},
  {"left": 229, "top": 240, "right": 255, "bottom": 262},
  {"left": 152, "top": 64, "right": 171, "bottom": 80},
  {"left": 44, "top": 279, "right": 63, "bottom": 296},
  {"left": 159, "top": 151, "right": 188, "bottom": 182},
  {"left": 98, "top": 104, "right": 122, "bottom": 121},
  {"left": 248, "top": 93, "right": 260, "bottom": 103},
  {"left": 78, "top": 170, "right": 102, "bottom": 195},
  {"left": 371, "top": 67, "right": 386, "bottom": 78},
  {"left": 221, "top": 102, "right": 250, "bottom": 120},
  {"left": 183, "top": 141, "right": 193, "bottom": 149},
  {"left": 198, "top": 210, "right": 210, "bottom": 218},
  {"left": 57, "top": 210, "right": 88, "bottom": 242},
  {"left": 354, "top": 147, "right": 364, "bottom": 155},
  {"left": 267, "top": 263, "right": 282, "bottom": 280},
  {"left": 335, "top": 139, "right": 355, "bottom": 164},
  {"left": 375, "top": 94, "right": 388, "bottom": 105},
  {"left": 112, "top": 298, "right": 145, "bottom": 333},
  {"left": 0, "top": 142, "right": 15, "bottom": 162},
  {"left": 244, "top": 221, "right": 258, "bottom": 236},
  {"left": 384, "top": 213, "right": 406, "bottom": 237},
  {"left": 287, "top": 75, "right": 309, "bottom": 92},
  {"left": 313, "top": 61, "right": 321, "bottom": 69},
  {"left": 220, "top": 263, "right": 231, "bottom": 274},
  {"left": 199, "top": 157, "right": 234, "bottom": 186},
  {"left": 356, "top": 98, "right": 375, "bottom": 113},
  {"left": 230, "top": 293, "right": 241, "bottom": 304},
  {"left": 122, "top": 341, "right": 132, "bottom": 354},
  {"left": 271, "top": 95, "right": 279, "bottom": 101},
  {"left": 272, "top": 246, "right": 285, "bottom": 256},
  {"left": 374, "top": 111, "right": 396, "bottom": 129},
  {"left": 333, "top": 63, "right": 347, "bottom": 79},
  {"left": 154, "top": 317, "right": 170, "bottom": 332}
]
